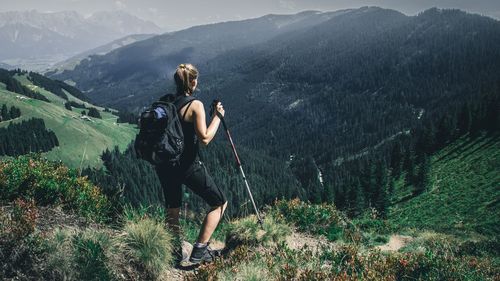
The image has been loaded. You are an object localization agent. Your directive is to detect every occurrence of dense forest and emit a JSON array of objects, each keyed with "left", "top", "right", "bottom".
[
  {"left": 0, "top": 118, "right": 59, "bottom": 156},
  {"left": 0, "top": 104, "right": 21, "bottom": 122}
]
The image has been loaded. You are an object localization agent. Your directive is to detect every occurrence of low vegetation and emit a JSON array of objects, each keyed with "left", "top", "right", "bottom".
[
  {"left": 1, "top": 153, "right": 498, "bottom": 280},
  {"left": 0, "top": 154, "right": 110, "bottom": 222},
  {"left": 190, "top": 202, "right": 500, "bottom": 281}
]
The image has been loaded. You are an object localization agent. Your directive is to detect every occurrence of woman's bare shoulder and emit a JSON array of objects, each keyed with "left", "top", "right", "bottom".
[{"left": 191, "top": 99, "right": 204, "bottom": 110}]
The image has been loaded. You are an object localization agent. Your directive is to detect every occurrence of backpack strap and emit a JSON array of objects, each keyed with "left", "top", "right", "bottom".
[
  {"left": 174, "top": 96, "right": 197, "bottom": 121},
  {"left": 182, "top": 101, "right": 195, "bottom": 121}
]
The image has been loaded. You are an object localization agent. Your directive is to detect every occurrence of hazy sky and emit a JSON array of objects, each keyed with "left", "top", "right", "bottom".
[{"left": 2, "top": 0, "right": 499, "bottom": 31}]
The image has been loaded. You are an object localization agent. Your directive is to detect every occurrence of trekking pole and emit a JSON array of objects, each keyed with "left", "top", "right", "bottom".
[{"left": 212, "top": 102, "right": 263, "bottom": 226}]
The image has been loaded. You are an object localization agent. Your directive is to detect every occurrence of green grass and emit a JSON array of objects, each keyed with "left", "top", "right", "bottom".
[
  {"left": 0, "top": 75, "right": 137, "bottom": 169},
  {"left": 389, "top": 134, "right": 500, "bottom": 236}
]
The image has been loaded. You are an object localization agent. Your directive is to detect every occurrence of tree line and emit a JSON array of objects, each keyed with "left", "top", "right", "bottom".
[
  {"left": 64, "top": 101, "right": 102, "bottom": 119},
  {"left": 0, "top": 118, "right": 59, "bottom": 156},
  {"left": 25, "top": 70, "right": 91, "bottom": 102},
  {"left": 0, "top": 104, "right": 21, "bottom": 122}
]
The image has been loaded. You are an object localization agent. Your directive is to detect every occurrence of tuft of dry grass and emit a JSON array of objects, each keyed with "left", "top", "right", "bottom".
[
  {"left": 226, "top": 215, "right": 291, "bottom": 248},
  {"left": 114, "top": 216, "right": 173, "bottom": 280}
]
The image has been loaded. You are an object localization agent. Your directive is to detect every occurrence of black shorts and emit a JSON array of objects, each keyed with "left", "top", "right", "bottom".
[{"left": 155, "top": 159, "right": 227, "bottom": 209}]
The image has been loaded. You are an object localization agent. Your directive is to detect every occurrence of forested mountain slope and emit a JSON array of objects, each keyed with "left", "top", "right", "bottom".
[{"left": 389, "top": 134, "right": 500, "bottom": 236}]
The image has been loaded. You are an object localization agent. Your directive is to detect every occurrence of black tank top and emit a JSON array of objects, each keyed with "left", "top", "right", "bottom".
[{"left": 179, "top": 103, "right": 199, "bottom": 168}]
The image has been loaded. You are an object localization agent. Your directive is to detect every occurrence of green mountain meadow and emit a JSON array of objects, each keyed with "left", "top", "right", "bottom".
[{"left": 0, "top": 72, "right": 137, "bottom": 168}]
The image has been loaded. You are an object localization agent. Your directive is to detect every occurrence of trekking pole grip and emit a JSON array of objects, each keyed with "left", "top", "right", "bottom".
[{"left": 216, "top": 111, "right": 227, "bottom": 130}]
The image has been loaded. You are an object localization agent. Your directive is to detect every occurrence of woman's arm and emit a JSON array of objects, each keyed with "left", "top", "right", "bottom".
[{"left": 192, "top": 100, "right": 225, "bottom": 146}]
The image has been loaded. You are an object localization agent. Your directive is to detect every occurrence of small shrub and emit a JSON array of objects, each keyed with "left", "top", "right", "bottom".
[
  {"left": 10, "top": 198, "right": 38, "bottom": 238},
  {"left": 352, "top": 209, "right": 394, "bottom": 234},
  {"left": 270, "top": 199, "right": 359, "bottom": 242},
  {"left": 226, "top": 215, "right": 291, "bottom": 247},
  {"left": 0, "top": 155, "right": 111, "bottom": 222}
]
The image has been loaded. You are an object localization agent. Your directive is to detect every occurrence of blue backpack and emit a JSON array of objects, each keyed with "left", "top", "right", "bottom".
[{"left": 134, "top": 95, "right": 195, "bottom": 166}]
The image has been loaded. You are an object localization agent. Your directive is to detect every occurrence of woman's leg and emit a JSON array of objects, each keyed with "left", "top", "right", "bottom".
[
  {"left": 196, "top": 201, "right": 227, "bottom": 244},
  {"left": 155, "top": 164, "right": 183, "bottom": 236},
  {"left": 166, "top": 207, "right": 181, "bottom": 236},
  {"left": 183, "top": 160, "right": 228, "bottom": 244}
]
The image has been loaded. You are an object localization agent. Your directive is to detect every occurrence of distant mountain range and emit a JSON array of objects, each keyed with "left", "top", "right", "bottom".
[
  {"left": 49, "top": 10, "right": 345, "bottom": 106},
  {"left": 49, "top": 33, "right": 158, "bottom": 74},
  {"left": 0, "top": 10, "right": 163, "bottom": 71}
]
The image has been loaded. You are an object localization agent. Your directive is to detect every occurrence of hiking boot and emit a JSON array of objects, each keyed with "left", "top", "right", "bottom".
[{"left": 189, "top": 243, "right": 221, "bottom": 264}]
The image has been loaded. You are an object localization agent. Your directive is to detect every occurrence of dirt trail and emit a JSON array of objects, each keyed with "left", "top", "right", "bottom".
[
  {"left": 163, "top": 240, "right": 226, "bottom": 280},
  {"left": 164, "top": 229, "right": 336, "bottom": 280},
  {"left": 377, "top": 235, "right": 413, "bottom": 251}
]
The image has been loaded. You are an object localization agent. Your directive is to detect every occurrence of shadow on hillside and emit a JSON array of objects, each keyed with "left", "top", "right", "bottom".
[
  {"left": 460, "top": 134, "right": 499, "bottom": 160},
  {"left": 436, "top": 134, "right": 487, "bottom": 162}
]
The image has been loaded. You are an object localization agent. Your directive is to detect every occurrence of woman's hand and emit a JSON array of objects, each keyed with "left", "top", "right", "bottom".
[
  {"left": 215, "top": 102, "right": 225, "bottom": 118},
  {"left": 192, "top": 100, "right": 222, "bottom": 146}
]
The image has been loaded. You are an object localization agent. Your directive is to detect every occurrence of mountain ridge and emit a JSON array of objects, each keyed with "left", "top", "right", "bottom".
[{"left": 0, "top": 10, "right": 163, "bottom": 71}]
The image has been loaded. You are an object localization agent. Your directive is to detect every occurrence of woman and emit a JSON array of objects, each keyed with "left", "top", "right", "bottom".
[{"left": 155, "top": 63, "right": 227, "bottom": 264}]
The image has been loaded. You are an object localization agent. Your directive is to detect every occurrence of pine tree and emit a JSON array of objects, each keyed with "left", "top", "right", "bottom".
[{"left": 1, "top": 104, "right": 8, "bottom": 120}]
